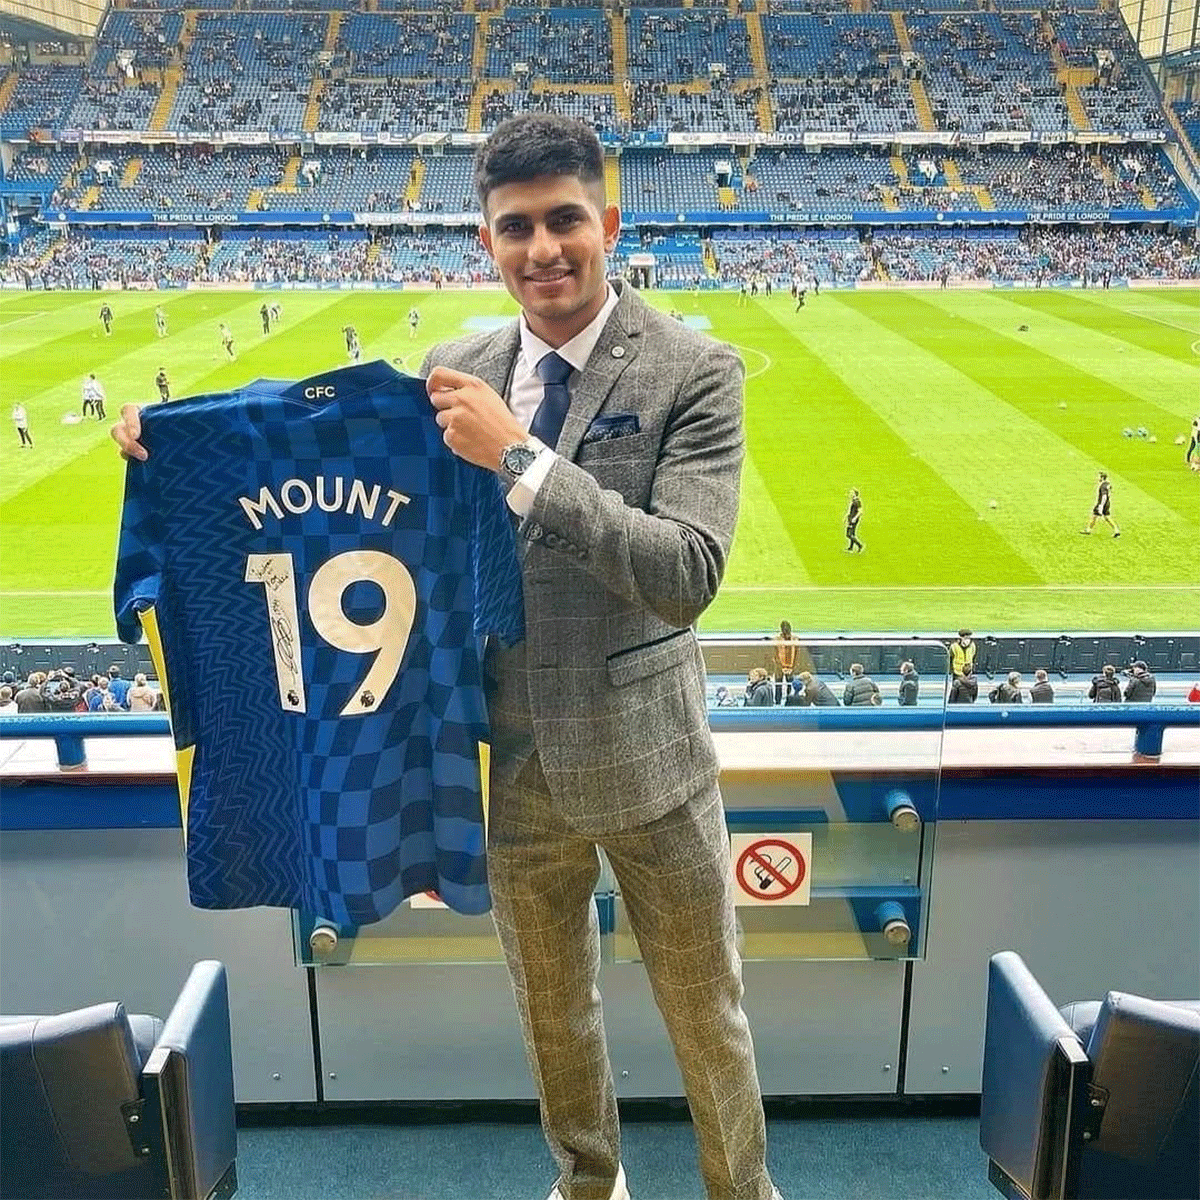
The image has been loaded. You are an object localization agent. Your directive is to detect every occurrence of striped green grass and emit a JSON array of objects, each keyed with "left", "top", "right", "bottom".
[{"left": 0, "top": 286, "right": 1196, "bottom": 637}]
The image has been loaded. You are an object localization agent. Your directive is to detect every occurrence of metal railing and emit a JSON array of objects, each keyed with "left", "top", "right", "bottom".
[{"left": 2, "top": 705, "right": 1197, "bottom": 771}]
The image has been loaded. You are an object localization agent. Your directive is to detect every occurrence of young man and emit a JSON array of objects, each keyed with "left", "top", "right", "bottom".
[
  {"left": 99, "top": 302, "right": 113, "bottom": 336},
  {"left": 269, "top": 301, "right": 282, "bottom": 327},
  {"left": 343, "top": 324, "right": 361, "bottom": 363},
  {"left": 219, "top": 322, "right": 235, "bottom": 361},
  {"left": 154, "top": 305, "right": 168, "bottom": 338},
  {"left": 260, "top": 302, "right": 271, "bottom": 335},
  {"left": 1081, "top": 470, "right": 1120, "bottom": 537},
  {"left": 82, "top": 373, "right": 106, "bottom": 421},
  {"left": 408, "top": 306, "right": 420, "bottom": 339},
  {"left": 112, "top": 113, "right": 782, "bottom": 1200},
  {"left": 423, "top": 113, "right": 781, "bottom": 1200},
  {"left": 1187, "top": 415, "right": 1199, "bottom": 470},
  {"left": 845, "top": 487, "right": 863, "bottom": 551},
  {"left": 155, "top": 367, "right": 170, "bottom": 403}
]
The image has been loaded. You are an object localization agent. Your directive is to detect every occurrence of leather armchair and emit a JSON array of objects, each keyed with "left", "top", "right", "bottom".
[
  {"left": 1, "top": 960, "right": 237, "bottom": 1200},
  {"left": 980, "top": 950, "right": 1199, "bottom": 1200}
]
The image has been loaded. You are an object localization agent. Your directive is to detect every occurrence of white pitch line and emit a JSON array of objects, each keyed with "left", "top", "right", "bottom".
[
  {"left": 0, "top": 312, "right": 48, "bottom": 328},
  {"left": 1110, "top": 307, "right": 1200, "bottom": 337},
  {"left": 730, "top": 343, "right": 772, "bottom": 381}
]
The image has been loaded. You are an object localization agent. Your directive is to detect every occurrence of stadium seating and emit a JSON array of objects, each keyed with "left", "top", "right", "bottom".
[
  {"left": 907, "top": 12, "right": 1070, "bottom": 133},
  {"left": 1174, "top": 101, "right": 1200, "bottom": 153},
  {"left": 0, "top": 0, "right": 1194, "bottom": 295},
  {"left": 319, "top": 78, "right": 472, "bottom": 135},
  {"left": 626, "top": 11, "right": 753, "bottom": 83},
  {"left": 980, "top": 951, "right": 1199, "bottom": 1200},
  {"left": 712, "top": 228, "right": 871, "bottom": 284},
  {"left": 0, "top": 961, "right": 238, "bottom": 1200},
  {"left": 337, "top": 12, "right": 475, "bottom": 80},
  {"left": 486, "top": 9, "right": 612, "bottom": 84},
  {"left": 167, "top": 12, "right": 327, "bottom": 135},
  {"left": 0, "top": 65, "right": 84, "bottom": 137},
  {"left": 762, "top": 13, "right": 899, "bottom": 80}
]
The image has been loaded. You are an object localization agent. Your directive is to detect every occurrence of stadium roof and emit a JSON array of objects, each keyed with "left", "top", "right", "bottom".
[
  {"left": 0, "top": 0, "right": 103, "bottom": 42},
  {"left": 1119, "top": 0, "right": 1199, "bottom": 64}
]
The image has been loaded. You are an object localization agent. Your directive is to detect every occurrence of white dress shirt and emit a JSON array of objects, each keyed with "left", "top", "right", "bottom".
[{"left": 504, "top": 284, "right": 620, "bottom": 516}]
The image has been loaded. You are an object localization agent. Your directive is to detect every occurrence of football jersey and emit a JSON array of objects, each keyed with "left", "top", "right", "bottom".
[{"left": 113, "top": 361, "right": 524, "bottom": 924}]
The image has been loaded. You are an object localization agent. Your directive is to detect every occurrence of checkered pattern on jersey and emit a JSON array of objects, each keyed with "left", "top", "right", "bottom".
[{"left": 114, "top": 362, "right": 524, "bottom": 924}]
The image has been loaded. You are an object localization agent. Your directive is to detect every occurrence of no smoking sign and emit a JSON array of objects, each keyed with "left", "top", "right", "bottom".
[{"left": 730, "top": 834, "right": 812, "bottom": 907}]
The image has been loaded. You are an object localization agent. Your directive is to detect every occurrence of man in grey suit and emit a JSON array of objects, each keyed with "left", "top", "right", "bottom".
[{"left": 425, "top": 114, "right": 780, "bottom": 1200}]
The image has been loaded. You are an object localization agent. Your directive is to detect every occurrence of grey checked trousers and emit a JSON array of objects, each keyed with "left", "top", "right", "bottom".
[{"left": 486, "top": 753, "right": 777, "bottom": 1200}]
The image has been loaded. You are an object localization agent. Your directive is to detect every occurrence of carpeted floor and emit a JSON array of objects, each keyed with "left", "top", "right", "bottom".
[{"left": 234, "top": 1101, "right": 995, "bottom": 1200}]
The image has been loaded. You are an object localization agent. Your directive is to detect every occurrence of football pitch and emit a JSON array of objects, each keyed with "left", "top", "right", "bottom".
[{"left": 0, "top": 285, "right": 1196, "bottom": 638}]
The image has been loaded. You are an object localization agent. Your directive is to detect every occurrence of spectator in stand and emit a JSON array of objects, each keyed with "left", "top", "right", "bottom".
[
  {"left": 106, "top": 665, "right": 132, "bottom": 709},
  {"left": 1030, "top": 669, "right": 1055, "bottom": 703},
  {"left": 1088, "top": 663, "right": 1123, "bottom": 703},
  {"left": 949, "top": 662, "right": 978, "bottom": 704},
  {"left": 713, "top": 685, "right": 738, "bottom": 708},
  {"left": 127, "top": 672, "right": 159, "bottom": 711},
  {"left": 897, "top": 660, "right": 919, "bottom": 706},
  {"left": 1123, "top": 660, "right": 1157, "bottom": 702},
  {"left": 744, "top": 667, "right": 775, "bottom": 707},
  {"left": 949, "top": 629, "right": 975, "bottom": 680},
  {"left": 991, "top": 671, "right": 1024, "bottom": 704},
  {"left": 794, "top": 671, "right": 839, "bottom": 706},
  {"left": 42, "top": 670, "right": 82, "bottom": 712},
  {"left": 843, "top": 662, "right": 880, "bottom": 706},
  {"left": 15, "top": 673, "right": 48, "bottom": 713},
  {"left": 0, "top": 687, "right": 17, "bottom": 715}
]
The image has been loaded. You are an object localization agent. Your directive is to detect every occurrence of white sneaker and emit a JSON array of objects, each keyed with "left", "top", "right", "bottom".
[{"left": 546, "top": 1162, "right": 629, "bottom": 1200}]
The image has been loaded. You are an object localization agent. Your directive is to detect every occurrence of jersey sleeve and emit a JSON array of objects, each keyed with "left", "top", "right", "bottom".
[
  {"left": 466, "top": 463, "right": 525, "bottom": 646},
  {"left": 113, "top": 459, "right": 165, "bottom": 644}
]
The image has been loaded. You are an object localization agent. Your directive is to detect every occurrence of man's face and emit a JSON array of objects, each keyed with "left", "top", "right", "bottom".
[{"left": 480, "top": 173, "right": 620, "bottom": 346}]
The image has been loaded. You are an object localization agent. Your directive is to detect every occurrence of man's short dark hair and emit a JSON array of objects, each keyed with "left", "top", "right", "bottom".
[{"left": 475, "top": 114, "right": 605, "bottom": 214}]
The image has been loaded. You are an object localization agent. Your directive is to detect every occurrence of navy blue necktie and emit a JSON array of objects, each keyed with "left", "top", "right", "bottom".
[{"left": 530, "top": 352, "right": 572, "bottom": 450}]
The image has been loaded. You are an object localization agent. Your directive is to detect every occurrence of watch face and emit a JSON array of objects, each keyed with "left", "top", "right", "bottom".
[{"left": 503, "top": 445, "right": 536, "bottom": 475}]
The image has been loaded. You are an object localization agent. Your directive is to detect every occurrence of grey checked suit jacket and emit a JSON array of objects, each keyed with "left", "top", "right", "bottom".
[{"left": 424, "top": 281, "right": 745, "bottom": 836}]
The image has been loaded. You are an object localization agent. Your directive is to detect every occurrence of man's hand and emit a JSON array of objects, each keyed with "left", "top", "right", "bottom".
[
  {"left": 110, "top": 403, "right": 147, "bottom": 462},
  {"left": 427, "top": 366, "right": 526, "bottom": 472}
]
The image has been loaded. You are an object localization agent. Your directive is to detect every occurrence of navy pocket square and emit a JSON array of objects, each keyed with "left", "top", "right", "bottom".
[{"left": 582, "top": 414, "right": 640, "bottom": 444}]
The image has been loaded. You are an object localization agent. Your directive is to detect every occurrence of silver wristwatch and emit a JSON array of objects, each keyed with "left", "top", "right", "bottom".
[{"left": 498, "top": 439, "right": 540, "bottom": 488}]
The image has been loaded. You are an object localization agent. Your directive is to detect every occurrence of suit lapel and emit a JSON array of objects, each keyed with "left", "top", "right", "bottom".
[
  {"left": 557, "top": 282, "right": 644, "bottom": 463},
  {"left": 474, "top": 322, "right": 521, "bottom": 397}
]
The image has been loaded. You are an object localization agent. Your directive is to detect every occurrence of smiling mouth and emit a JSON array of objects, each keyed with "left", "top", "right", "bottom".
[{"left": 527, "top": 271, "right": 572, "bottom": 283}]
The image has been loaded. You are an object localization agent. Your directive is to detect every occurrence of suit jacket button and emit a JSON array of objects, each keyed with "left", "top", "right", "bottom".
[{"left": 612, "top": 345, "right": 626, "bottom": 358}]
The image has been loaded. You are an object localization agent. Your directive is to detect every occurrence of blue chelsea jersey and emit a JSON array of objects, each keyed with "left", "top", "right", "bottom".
[{"left": 113, "top": 361, "right": 524, "bottom": 924}]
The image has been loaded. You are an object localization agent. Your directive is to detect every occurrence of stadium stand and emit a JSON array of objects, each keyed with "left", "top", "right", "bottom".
[
  {"left": 0, "top": 65, "right": 85, "bottom": 137},
  {"left": 0, "top": 1, "right": 1194, "bottom": 291}
]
